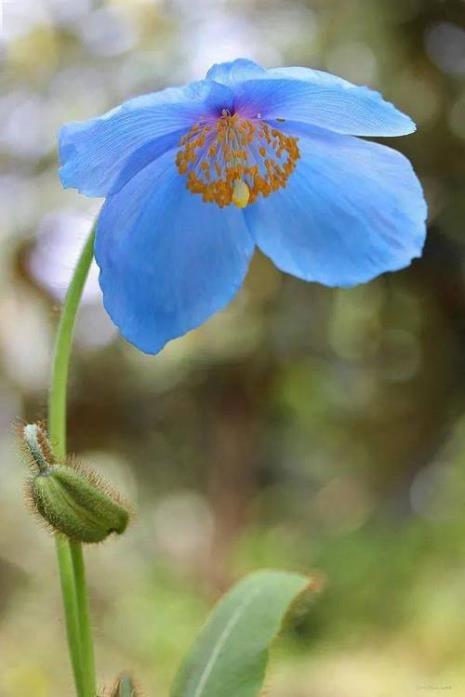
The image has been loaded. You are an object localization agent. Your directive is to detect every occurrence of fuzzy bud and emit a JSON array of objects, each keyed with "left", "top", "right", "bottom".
[
  {"left": 107, "top": 673, "right": 140, "bottom": 696},
  {"left": 23, "top": 423, "right": 129, "bottom": 544}
]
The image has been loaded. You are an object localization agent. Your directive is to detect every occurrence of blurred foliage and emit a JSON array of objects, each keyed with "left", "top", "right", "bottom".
[{"left": 1, "top": 0, "right": 465, "bottom": 695}]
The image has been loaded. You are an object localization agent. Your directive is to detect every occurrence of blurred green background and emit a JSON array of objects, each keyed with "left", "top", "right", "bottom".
[{"left": 1, "top": 0, "right": 465, "bottom": 694}]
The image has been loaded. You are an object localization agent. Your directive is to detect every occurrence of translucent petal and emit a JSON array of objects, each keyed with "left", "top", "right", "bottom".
[
  {"left": 95, "top": 150, "right": 254, "bottom": 354},
  {"left": 59, "top": 80, "right": 233, "bottom": 197},
  {"left": 245, "top": 126, "right": 427, "bottom": 287},
  {"left": 266, "top": 65, "right": 366, "bottom": 88},
  {"left": 206, "top": 59, "right": 266, "bottom": 85}
]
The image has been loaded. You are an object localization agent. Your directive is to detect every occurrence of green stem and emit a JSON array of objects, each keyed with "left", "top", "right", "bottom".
[
  {"left": 70, "top": 541, "right": 96, "bottom": 697},
  {"left": 55, "top": 535, "right": 84, "bottom": 695},
  {"left": 49, "top": 228, "right": 96, "bottom": 458},
  {"left": 48, "top": 227, "right": 97, "bottom": 697}
]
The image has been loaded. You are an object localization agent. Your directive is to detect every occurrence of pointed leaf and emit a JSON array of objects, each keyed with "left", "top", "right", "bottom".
[{"left": 170, "top": 569, "right": 313, "bottom": 697}]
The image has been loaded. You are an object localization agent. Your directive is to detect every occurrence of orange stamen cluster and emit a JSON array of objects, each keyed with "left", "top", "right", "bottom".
[{"left": 176, "top": 110, "right": 300, "bottom": 207}]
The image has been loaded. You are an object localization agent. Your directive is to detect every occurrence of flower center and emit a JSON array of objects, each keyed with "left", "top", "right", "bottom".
[{"left": 175, "top": 110, "right": 300, "bottom": 208}]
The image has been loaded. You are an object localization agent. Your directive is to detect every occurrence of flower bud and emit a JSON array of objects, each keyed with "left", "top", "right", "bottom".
[
  {"left": 107, "top": 673, "right": 140, "bottom": 696},
  {"left": 23, "top": 423, "right": 129, "bottom": 544}
]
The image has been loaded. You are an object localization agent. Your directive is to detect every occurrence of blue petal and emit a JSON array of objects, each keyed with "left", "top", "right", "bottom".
[
  {"left": 265, "top": 65, "right": 370, "bottom": 88},
  {"left": 245, "top": 126, "right": 427, "bottom": 287},
  {"left": 59, "top": 80, "right": 233, "bottom": 197},
  {"left": 232, "top": 72, "right": 415, "bottom": 137},
  {"left": 95, "top": 150, "right": 254, "bottom": 354},
  {"left": 206, "top": 59, "right": 266, "bottom": 85}
]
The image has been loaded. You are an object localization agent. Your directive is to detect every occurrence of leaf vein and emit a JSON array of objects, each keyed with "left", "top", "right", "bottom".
[{"left": 191, "top": 587, "right": 261, "bottom": 697}]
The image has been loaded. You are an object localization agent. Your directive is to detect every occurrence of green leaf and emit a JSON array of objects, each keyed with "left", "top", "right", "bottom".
[{"left": 170, "top": 569, "right": 312, "bottom": 697}]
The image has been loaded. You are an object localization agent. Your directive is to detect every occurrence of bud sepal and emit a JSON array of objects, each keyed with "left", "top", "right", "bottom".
[
  {"left": 23, "top": 423, "right": 130, "bottom": 544},
  {"left": 104, "top": 672, "right": 141, "bottom": 696}
]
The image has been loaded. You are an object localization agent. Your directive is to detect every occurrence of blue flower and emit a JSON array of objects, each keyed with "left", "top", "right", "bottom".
[{"left": 59, "top": 59, "right": 427, "bottom": 354}]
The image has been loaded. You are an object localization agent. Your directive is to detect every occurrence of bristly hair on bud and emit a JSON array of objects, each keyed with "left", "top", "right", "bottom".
[
  {"left": 104, "top": 672, "right": 142, "bottom": 697},
  {"left": 22, "top": 422, "right": 56, "bottom": 473},
  {"left": 22, "top": 423, "right": 130, "bottom": 544}
]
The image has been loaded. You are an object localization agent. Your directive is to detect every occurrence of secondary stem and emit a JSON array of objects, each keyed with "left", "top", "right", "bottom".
[{"left": 48, "top": 227, "right": 97, "bottom": 697}]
